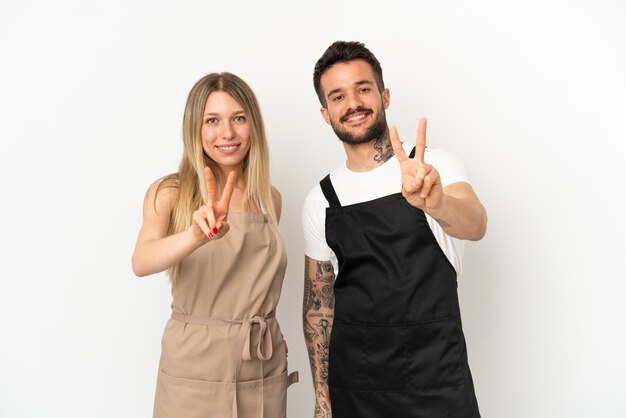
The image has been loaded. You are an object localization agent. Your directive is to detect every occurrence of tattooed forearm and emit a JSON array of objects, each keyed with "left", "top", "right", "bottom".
[
  {"left": 304, "top": 321, "right": 318, "bottom": 343},
  {"left": 304, "top": 256, "right": 336, "bottom": 417},
  {"left": 316, "top": 319, "right": 331, "bottom": 382},
  {"left": 315, "top": 399, "right": 332, "bottom": 418},
  {"left": 373, "top": 130, "right": 393, "bottom": 164},
  {"left": 315, "top": 260, "right": 335, "bottom": 309}
]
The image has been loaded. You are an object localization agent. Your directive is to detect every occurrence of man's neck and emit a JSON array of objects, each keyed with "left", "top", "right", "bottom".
[{"left": 343, "top": 131, "right": 394, "bottom": 172}]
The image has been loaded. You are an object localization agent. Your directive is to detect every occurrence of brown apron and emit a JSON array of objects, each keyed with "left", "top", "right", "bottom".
[{"left": 153, "top": 212, "right": 298, "bottom": 418}]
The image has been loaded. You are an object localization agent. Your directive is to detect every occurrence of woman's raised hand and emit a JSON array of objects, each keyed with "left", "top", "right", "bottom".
[{"left": 191, "top": 168, "right": 237, "bottom": 241}]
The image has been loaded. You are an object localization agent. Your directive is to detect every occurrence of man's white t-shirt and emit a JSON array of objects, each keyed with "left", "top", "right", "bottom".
[{"left": 302, "top": 143, "right": 471, "bottom": 275}]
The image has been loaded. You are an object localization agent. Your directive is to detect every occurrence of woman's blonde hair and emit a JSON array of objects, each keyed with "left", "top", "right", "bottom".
[{"left": 160, "top": 72, "right": 276, "bottom": 284}]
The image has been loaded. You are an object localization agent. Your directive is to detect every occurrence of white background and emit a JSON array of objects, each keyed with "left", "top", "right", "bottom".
[{"left": 1, "top": 1, "right": 625, "bottom": 417}]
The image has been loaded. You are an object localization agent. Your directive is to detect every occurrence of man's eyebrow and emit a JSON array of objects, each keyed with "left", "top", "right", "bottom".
[{"left": 326, "top": 80, "right": 374, "bottom": 99}]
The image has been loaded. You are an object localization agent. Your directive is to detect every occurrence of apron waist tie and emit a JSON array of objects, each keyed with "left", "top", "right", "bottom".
[{"left": 170, "top": 311, "right": 275, "bottom": 418}]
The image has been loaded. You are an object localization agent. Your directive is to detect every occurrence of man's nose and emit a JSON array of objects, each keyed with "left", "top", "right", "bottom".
[{"left": 346, "top": 92, "right": 364, "bottom": 110}]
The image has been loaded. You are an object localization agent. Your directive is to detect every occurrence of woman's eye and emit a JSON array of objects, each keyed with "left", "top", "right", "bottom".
[
  {"left": 205, "top": 118, "right": 218, "bottom": 124},
  {"left": 234, "top": 115, "right": 246, "bottom": 123}
]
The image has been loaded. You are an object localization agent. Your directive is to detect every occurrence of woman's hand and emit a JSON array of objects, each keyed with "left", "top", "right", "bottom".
[{"left": 191, "top": 168, "right": 237, "bottom": 241}]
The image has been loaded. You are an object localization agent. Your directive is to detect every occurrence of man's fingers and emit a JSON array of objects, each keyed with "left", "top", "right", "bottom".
[
  {"left": 402, "top": 174, "right": 420, "bottom": 193},
  {"left": 414, "top": 117, "right": 427, "bottom": 163},
  {"left": 389, "top": 126, "right": 407, "bottom": 162},
  {"left": 419, "top": 166, "right": 439, "bottom": 198},
  {"left": 204, "top": 167, "right": 217, "bottom": 204},
  {"left": 420, "top": 175, "right": 434, "bottom": 198}
]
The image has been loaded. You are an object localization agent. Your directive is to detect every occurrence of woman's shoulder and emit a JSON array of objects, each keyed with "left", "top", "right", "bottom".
[
  {"left": 271, "top": 185, "right": 282, "bottom": 221},
  {"left": 271, "top": 185, "right": 281, "bottom": 200},
  {"left": 144, "top": 174, "right": 180, "bottom": 214}
]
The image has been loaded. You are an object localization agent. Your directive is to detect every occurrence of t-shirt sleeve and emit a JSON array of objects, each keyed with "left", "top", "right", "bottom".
[
  {"left": 424, "top": 148, "right": 471, "bottom": 187},
  {"left": 302, "top": 184, "right": 334, "bottom": 261}
]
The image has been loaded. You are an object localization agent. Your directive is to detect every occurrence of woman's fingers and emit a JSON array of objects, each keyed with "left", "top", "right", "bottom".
[
  {"left": 202, "top": 206, "right": 217, "bottom": 234},
  {"left": 220, "top": 170, "right": 237, "bottom": 207},
  {"left": 213, "top": 222, "right": 230, "bottom": 239},
  {"left": 192, "top": 208, "right": 212, "bottom": 238},
  {"left": 204, "top": 167, "right": 217, "bottom": 205}
]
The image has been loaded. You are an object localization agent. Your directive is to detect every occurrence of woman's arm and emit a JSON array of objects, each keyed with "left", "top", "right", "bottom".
[{"left": 131, "top": 179, "right": 207, "bottom": 277}]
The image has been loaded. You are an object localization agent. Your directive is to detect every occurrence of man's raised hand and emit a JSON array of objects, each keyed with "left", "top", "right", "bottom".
[{"left": 390, "top": 117, "right": 444, "bottom": 212}]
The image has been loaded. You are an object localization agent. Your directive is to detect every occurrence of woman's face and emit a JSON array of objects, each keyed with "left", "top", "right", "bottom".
[{"left": 201, "top": 91, "right": 251, "bottom": 171}]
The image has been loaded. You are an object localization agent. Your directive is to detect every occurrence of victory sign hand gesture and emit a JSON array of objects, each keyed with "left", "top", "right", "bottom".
[
  {"left": 191, "top": 167, "right": 237, "bottom": 240},
  {"left": 390, "top": 117, "right": 443, "bottom": 212}
]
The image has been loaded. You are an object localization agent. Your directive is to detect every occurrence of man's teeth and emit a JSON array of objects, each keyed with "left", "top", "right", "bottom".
[{"left": 347, "top": 114, "right": 367, "bottom": 122}]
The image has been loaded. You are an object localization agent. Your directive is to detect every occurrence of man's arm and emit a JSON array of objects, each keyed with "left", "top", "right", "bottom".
[
  {"left": 303, "top": 255, "right": 335, "bottom": 418},
  {"left": 390, "top": 119, "right": 487, "bottom": 241},
  {"left": 428, "top": 182, "right": 487, "bottom": 241}
]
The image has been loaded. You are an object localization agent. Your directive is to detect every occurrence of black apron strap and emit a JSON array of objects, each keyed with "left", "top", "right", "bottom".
[
  {"left": 320, "top": 174, "right": 341, "bottom": 207},
  {"left": 409, "top": 146, "right": 416, "bottom": 159}
]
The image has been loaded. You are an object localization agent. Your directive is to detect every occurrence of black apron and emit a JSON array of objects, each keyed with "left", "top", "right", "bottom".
[{"left": 321, "top": 159, "right": 481, "bottom": 418}]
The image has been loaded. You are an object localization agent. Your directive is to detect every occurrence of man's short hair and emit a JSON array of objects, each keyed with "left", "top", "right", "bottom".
[{"left": 313, "top": 41, "right": 385, "bottom": 107}]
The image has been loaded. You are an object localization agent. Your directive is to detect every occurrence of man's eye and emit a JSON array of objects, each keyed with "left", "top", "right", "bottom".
[
  {"left": 332, "top": 95, "right": 344, "bottom": 101},
  {"left": 359, "top": 88, "right": 370, "bottom": 93}
]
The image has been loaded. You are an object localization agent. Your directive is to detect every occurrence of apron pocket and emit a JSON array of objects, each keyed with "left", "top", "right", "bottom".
[
  {"left": 329, "top": 318, "right": 464, "bottom": 392},
  {"left": 237, "top": 370, "right": 290, "bottom": 418},
  {"left": 154, "top": 371, "right": 234, "bottom": 418},
  {"left": 154, "top": 369, "right": 293, "bottom": 418},
  {"left": 358, "top": 323, "right": 422, "bottom": 391},
  {"left": 403, "top": 317, "right": 465, "bottom": 389}
]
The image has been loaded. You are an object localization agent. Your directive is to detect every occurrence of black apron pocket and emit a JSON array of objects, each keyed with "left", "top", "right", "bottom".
[{"left": 403, "top": 317, "right": 465, "bottom": 389}]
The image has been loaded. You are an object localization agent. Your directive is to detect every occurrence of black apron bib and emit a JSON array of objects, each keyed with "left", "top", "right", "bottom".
[{"left": 321, "top": 164, "right": 481, "bottom": 418}]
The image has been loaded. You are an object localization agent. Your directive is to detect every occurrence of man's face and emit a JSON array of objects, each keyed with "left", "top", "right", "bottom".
[{"left": 319, "top": 60, "right": 390, "bottom": 145}]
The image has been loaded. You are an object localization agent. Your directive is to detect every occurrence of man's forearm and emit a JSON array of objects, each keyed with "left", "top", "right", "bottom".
[
  {"left": 427, "top": 185, "right": 487, "bottom": 241},
  {"left": 303, "top": 256, "right": 336, "bottom": 418}
]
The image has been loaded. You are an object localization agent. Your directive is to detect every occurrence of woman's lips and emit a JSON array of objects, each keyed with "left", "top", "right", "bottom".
[{"left": 215, "top": 143, "right": 240, "bottom": 154}]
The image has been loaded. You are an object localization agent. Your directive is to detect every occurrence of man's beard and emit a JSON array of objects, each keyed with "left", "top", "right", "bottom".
[{"left": 330, "top": 106, "right": 388, "bottom": 145}]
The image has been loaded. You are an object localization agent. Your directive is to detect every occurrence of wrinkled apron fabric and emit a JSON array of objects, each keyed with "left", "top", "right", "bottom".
[{"left": 320, "top": 170, "right": 480, "bottom": 418}]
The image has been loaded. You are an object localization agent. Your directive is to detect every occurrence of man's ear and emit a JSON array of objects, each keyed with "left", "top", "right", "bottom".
[
  {"left": 382, "top": 88, "right": 390, "bottom": 109},
  {"left": 320, "top": 107, "right": 331, "bottom": 125}
]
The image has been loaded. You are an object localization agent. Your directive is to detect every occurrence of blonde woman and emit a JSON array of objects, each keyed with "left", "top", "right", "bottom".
[{"left": 132, "top": 72, "right": 297, "bottom": 418}]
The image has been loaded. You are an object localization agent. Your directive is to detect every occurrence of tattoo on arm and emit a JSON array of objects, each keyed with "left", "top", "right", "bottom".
[
  {"left": 315, "top": 260, "right": 335, "bottom": 309},
  {"left": 303, "top": 256, "right": 336, "bottom": 417},
  {"left": 373, "top": 130, "right": 393, "bottom": 164}
]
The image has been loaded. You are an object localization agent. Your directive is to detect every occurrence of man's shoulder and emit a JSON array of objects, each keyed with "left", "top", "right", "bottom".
[
  {"left": 304, "top": 163, "right": 345, "bottom": 205},
  {"left": 303, "top": 181, "right": 328, "bottom": 216}
]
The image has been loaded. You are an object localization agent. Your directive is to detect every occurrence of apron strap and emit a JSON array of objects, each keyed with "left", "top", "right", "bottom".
[{"left": 320, "top": 174, "right": 341, "bottom": 207}]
